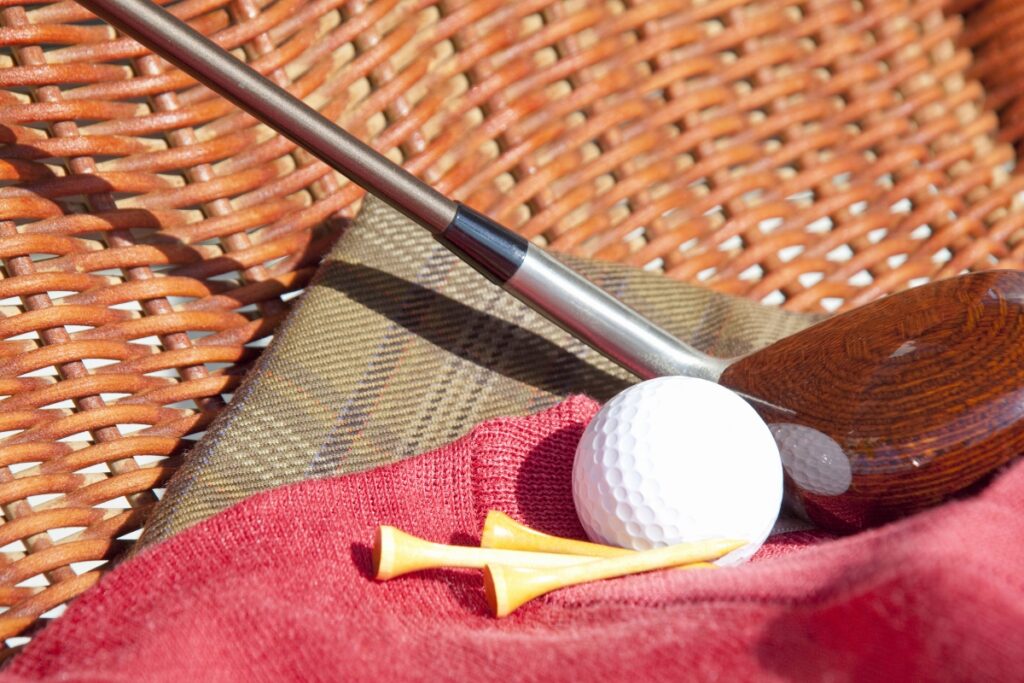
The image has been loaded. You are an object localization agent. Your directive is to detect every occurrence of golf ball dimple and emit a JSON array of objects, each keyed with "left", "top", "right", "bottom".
[{"left": 572, "top": 376, "right": 783, "bottom": 565}]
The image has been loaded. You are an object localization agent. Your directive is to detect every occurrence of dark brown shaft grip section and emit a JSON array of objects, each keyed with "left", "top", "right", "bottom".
[{"left": 720, "top": 270, "right": 1024, "bottom": 531}]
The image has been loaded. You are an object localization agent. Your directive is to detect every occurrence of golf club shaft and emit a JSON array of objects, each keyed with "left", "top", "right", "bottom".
[{"left": 78, "top": 0, "right": 727, "bottom": 381}]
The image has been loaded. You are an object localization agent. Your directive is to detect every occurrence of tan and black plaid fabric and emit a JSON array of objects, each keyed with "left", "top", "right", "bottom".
[{"left": 140, "top": 198, "right": 821, "bottom": 547}]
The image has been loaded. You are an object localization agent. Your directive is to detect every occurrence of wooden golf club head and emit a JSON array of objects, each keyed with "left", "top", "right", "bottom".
[
  {"left": 372, "top": 526, "right": 600, "bottom": 580},
  {"left": 720, "top": 270, "right": 1024, "bottom": 531},
  {"left": 483, "top": 538, "right": 743, "bottom": 617}
]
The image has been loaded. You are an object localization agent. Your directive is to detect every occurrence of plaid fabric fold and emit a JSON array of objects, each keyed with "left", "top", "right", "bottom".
[{"left": 141, "top": 198, "right": 820, "bottom": 547}]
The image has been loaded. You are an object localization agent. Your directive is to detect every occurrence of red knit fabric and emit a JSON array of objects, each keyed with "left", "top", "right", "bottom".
[{"left": 7, "top": 396, "right": 1024, "bottom": 681}]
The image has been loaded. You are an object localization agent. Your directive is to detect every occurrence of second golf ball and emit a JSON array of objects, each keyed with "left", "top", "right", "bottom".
[{"left": 573, "top": 376, "right": 783, "bottom": 565}]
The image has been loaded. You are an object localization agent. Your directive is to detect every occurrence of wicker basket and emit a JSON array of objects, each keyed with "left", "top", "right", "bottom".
[{"left": 0, "top": 0, "right": 1021, "bottom": 652}]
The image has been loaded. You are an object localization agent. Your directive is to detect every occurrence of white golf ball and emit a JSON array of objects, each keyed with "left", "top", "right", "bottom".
[{"left": 572, "top": 376, "right": 782, "bottom": 565}]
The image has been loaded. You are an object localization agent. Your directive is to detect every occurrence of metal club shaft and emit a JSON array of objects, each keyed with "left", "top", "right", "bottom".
[
  {"left": 79, "top": 0, "right": 454, "bottom": 233},
  {"left": 77, "top": 0, "right": 727, "bottom": 381}
]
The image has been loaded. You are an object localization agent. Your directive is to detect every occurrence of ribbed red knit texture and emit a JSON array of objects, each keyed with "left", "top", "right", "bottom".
[{"left": 7, "top": 396, "right": 1024, "bottom": 681}]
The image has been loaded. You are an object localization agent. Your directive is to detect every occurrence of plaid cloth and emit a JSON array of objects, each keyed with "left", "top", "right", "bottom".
[{"left": 140, "top": 197, "right": 821, "bottom": 548}]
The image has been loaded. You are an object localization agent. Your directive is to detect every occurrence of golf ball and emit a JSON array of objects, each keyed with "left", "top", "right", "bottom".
[{"left": 572, "top": 376, "right": 782, "bottom": 565}]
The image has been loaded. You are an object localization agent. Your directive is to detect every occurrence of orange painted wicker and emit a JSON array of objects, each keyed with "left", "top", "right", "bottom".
[
  {"left": 0, "top": 0, "right": 1022, "bottom": 652},
  {"left": 958, "top": 0, "right": 1024, "bottom": 155}
]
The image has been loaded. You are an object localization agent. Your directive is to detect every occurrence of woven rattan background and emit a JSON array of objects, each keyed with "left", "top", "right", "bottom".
[{"left": 0, "top": 0, "right": 1022, "bottom": 653}]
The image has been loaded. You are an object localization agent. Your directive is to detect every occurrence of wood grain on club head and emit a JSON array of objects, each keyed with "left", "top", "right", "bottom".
[{"left": 720, "top": 271, "right": 1024, "bottom": 532}]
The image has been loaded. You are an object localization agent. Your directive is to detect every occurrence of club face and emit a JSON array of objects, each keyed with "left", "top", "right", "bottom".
[{"left": 720, "top": 270, "right": 1024, "bottom": 531}]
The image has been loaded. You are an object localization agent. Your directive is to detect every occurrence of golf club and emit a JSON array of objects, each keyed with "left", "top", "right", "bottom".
[{"left": 75, "top": 0, "right": 1024, "bottom": 532}]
